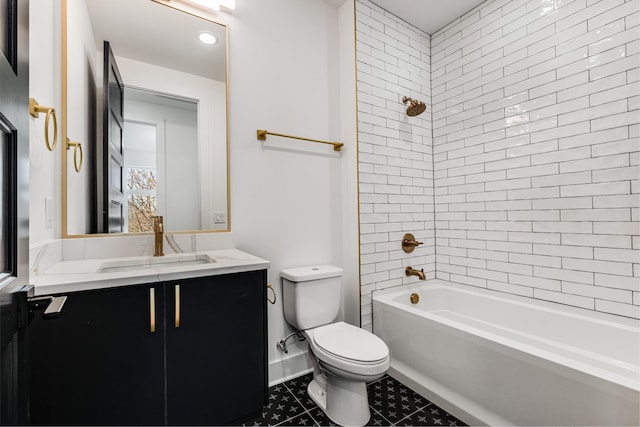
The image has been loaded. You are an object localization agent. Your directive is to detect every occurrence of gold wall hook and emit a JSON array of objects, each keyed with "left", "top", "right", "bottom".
[
  {"left": 29, "top": 97, "right": 58, "bottom": 151},
  {"left": 402, "top": 233, "right": 423, "bottom": 253},
  {"left": 66, "top": 138, "right": 83, "bottom": 172},
  {"left": 257, "top": 129, "right": 344, "bottom": 152}
]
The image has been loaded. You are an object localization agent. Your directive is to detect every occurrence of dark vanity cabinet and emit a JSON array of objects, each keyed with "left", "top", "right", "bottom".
[
  {"left": 27, "top": 283, "right": 166, "bottom": 425},
  {"left": 27, "top": 270, "right": 267, "bottom": 425},
  {"left": 164, "top": 272, "right": 267, "bottom": 425}
]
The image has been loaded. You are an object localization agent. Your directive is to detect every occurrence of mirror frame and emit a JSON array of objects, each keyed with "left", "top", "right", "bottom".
[{"left": 61, "top": 0, "right": 231, "bottom": 238}]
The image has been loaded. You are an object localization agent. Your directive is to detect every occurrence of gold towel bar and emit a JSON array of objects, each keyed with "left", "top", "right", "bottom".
[{"left": 257, "top": 129, "right": 343, "bottom": 152}]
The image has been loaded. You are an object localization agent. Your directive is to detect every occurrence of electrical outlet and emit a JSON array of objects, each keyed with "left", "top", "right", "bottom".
[{"left": 213, "top": 211, "right": 226, "bottom": 224}]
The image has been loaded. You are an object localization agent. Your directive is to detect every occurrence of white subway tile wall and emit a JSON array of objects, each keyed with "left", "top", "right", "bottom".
[
  {"left": 356, "top": 0, "right": 640, "bottom": 326},
  {"left": 356, "top": 0, "right": 434, "bottom": 330},
  {"left": 432, "top": 0, "right": 640, "bottom": 319}
]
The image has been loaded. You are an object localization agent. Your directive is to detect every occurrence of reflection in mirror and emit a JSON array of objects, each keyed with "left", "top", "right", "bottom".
[
  {"left": 63, "top": 0, "right": 229, "bottom": 236},
  {"left": 124, "top": 88, "right": 200, "bottom": 233}
]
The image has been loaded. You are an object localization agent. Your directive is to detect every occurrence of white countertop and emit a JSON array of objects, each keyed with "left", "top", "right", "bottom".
[{"left": 31, "top": 249, "right": 270, "bottom": 296}]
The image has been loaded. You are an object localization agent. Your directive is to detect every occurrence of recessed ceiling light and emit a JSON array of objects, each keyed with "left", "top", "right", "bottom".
[{"left": 198, "top": 32, "right": 217, "bottom": 45}]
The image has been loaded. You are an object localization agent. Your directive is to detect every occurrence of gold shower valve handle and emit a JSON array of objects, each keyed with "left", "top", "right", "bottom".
[
  {"left": 29, "top": 98, "right": 58, "bottom": 151},
  {"left": 402, "top": 233, "right": 423, "bottom": 253}
]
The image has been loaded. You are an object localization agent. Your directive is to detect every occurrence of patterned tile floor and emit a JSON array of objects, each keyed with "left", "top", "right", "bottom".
[{"left": 243, "top": 373, "right": 467, "bottom": 426}]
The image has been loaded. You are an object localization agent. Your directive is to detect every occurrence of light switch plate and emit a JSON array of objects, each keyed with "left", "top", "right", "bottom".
[
  {"left": 45, "top": 197, "right": 53, "bottom": 229},
  {"left": 213, "top": 211, "right": 226, "bottom": 224}
]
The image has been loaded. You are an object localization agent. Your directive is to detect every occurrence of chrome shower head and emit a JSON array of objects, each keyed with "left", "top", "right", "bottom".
[{"left": 402, "top": 96, "right": 426, "bottom": 117}]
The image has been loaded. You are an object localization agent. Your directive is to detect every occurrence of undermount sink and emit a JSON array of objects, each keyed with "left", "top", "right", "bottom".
[{"left": 98, "top": 254, "right": 217, "bottom": 273}]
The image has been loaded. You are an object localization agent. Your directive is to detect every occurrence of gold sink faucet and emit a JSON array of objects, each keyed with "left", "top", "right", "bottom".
[
  {"left": 405, "top": 266, "right": 425, "bottom": 280},
  {"left": 152, "top": 215, "right": 164, "bottom": 257}
]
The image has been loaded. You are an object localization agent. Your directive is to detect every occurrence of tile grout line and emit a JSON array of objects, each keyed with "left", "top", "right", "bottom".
[
  {"left": 369, "top": 406, "right": 394, "bottom": 426},
  {"left": 261, "top": 382, "right": 302, "bottom": 426},
  {"left": 269, "top": 373, "right": 464, "bottom": 427},
  {"left": 281, "top": 376, "right": 324, "bottom": 426},
  {"left": 390, "top": 403, "right": 433, "bottom": 426},
  {"left": 282, "top": 374, "right": 395, "bottom": 426}
]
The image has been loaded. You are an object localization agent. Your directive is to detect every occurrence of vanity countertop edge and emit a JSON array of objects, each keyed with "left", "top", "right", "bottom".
[{"left": 30, "top": 249, "right": 270, "bottom": 296}]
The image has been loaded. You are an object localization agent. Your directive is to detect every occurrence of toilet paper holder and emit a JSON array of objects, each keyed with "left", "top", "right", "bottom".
[{"left": 267, "top": 282, "right": 276, "bottom": 304}]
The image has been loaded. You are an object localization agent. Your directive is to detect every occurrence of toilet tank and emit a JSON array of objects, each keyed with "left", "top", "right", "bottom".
[{"left": 281, "top": 265, "right": 343, "bottom": 330}]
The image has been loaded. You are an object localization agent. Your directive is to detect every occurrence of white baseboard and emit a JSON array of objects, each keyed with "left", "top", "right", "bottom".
[{"left": 268, "top": 350, "right": 313, "bottom": 387}]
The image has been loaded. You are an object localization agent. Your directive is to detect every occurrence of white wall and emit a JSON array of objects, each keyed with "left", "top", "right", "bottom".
[
  {"left": 226, "top": 0, "right": 359, "bottom": 383},
  {"left": 29, "top": 0, "right": 61, "bottom": 244},
  {"left": 355, "top": 0, "right": 434, "bottom": 330},
  {"left": 431, "top": 0, "right": 640, "bottom": 318}
]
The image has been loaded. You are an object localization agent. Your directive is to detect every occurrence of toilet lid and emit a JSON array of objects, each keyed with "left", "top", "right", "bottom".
[{"left": 312, "top": 322, "right": 388, "bottom": 363}]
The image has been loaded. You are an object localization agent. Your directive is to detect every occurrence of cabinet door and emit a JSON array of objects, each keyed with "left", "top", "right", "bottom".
[
  {"left": 28, "top": 284, "right": 165, "bottom": 425},
  {"left": 165, "top": 270, "right": 267, "bottom": 425}
]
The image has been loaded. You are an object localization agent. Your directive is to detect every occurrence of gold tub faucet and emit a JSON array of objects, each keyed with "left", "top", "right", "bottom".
[
  {"left": 405, "top": 266, "right": 425, "bottom": 280},
  {"left": 152, "top": 215, "right": 164, "bottom": 257}
]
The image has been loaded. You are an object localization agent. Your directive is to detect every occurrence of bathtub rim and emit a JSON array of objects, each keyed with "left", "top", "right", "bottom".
[{"left": 372, "top": 279, "right": 640, "bottom": 393}]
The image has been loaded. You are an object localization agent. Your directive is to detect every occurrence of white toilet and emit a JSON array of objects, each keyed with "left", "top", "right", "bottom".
[{"left": 281, "top": 265, "right": 389, "bottom": 426}]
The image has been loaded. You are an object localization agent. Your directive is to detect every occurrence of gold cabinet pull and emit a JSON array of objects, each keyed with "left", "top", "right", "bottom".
[
  {"left": 66, "top": 138, "right": 83, "bottom": 172},
  {"left": 149, "top": 288, "right": 156, "bottom": 333},
  {"left": 175, "top": 285, "right": 181, "bottom": 328},
  {"left": 29, "top": 98, "right": 58, "bottom": 151}
]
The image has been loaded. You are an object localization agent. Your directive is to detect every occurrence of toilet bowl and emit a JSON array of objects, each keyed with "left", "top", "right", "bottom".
[
  {"left": 280, "top": 265, "right": 390, "bottom": 426},
  {"left": 304, "top": 322, "right": 389, "bottom": 426},
  {"left": 306, "top": 322, "right": 389, "bottom": 379}
]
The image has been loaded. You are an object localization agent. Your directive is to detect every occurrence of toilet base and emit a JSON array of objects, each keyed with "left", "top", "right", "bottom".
[
  {"left": 307, "top": 373, "right": 371, "bottom": 427},
  {"left": 307, "top": 374, "right": 328, "bottom": 410}
]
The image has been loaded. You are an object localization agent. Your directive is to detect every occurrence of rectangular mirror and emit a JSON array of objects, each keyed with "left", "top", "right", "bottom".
[{"left": 62, "top": 0, "right": 229, "bottom": 237}]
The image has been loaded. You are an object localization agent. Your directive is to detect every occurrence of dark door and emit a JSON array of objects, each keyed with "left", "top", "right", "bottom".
[
  {"left": 27, "top": 284, "right": 165, "bottom": 425},
  {"left": 165, "top": 271, "right": 268, "bottom": 425},
  {"left": 100, "top": 41, "right": 125, "bottom": 233},
  {"left": 0, "top": 0, "right": 29, "bottom": 424}
]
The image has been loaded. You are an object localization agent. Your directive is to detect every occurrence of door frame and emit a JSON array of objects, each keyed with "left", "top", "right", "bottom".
[{"left": 0, "top": 0, "right": 30, "bottom": 424}]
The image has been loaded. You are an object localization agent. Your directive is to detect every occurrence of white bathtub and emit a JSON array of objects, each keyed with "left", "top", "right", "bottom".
[{"left": 372, "top": 280, "right": 640, "bottom": 426}]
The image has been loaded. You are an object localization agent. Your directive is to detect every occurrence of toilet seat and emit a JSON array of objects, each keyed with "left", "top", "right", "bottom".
[
  {"left": 306, "top": 322, "right": 389, "bottom": 377},
  {"left": 313, "top": 322, "right": 388, "bottom": 363}
]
